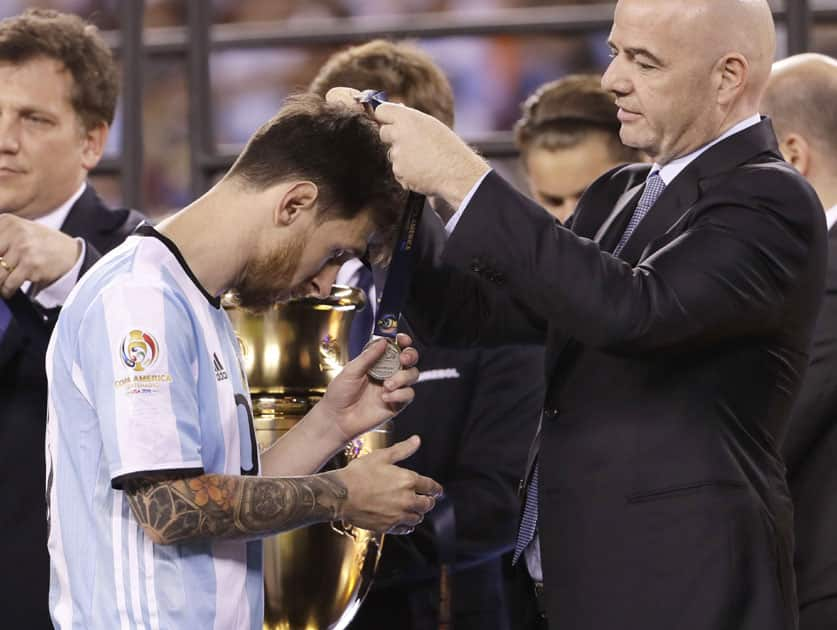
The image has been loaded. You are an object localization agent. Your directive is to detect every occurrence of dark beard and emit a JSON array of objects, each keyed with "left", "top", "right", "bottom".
[{"left": 229, "top": 236, "right": 305, "bottom": 313}]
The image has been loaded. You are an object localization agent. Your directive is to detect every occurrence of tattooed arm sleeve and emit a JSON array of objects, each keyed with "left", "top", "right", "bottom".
[{"left": 123, "top": 472, "right": 348, "bottom": 545}]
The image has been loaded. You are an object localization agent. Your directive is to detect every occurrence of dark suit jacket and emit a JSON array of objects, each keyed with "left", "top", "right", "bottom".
[
  {"left": 0, "top": 186, "right": 144, "bottom": 627},
  {"left": 405, "top": 119, "right": 827, "bottom": 629},
  {"left": 782, "top": 224, "right": 837, "bottom": 630}
]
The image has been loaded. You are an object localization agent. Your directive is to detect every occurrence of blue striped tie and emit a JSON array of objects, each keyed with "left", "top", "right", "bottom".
[
  {"left": 0, "top": 298, "right": 11, "bottom": 341},
  {"left": 613, "top": 171, "right": 666, "bottom": 256},
  {"left": 512, "top": 464, "right": 539, "bottom": 565}
]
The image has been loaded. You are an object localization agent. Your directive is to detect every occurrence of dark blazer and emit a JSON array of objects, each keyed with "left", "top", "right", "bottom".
[
  {"left": 782, "top": 224, "right": 837, "bottom": 630},
  {"left": 405, "top": 119, "right": 827, "bottom": 629},
  {"left": 0, "top": 186, "right": 143, "bottom": 627}
]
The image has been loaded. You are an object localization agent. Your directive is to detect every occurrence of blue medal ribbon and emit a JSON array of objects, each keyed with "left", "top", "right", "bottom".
[{"left": 357, "top": 90, "right": 426, "bottom": 340}]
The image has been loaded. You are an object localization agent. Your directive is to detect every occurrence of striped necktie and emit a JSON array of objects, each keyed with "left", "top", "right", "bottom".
[
  {"left": 512, "top": 464, "right": 539, "bottom": 565},
  {"left": 613, "top": 171, "right": 666, "bottom": 257},
  {"left": 0, "top": 298, "right": 11, "bottom": 341}
]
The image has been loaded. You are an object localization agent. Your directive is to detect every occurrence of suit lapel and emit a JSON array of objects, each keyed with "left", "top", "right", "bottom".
[
  {"left": 595, "top": 183, "right": 644, "bottom": 251},
  {"left": 617, "top": 169, "right": 700, "bottom": 264},
  {"left": 544, "top": 119, "right": 782, "bottom": 391},
  {"left": 60, "top": 185, "right": 123, "bottom": 242},
  {"left": 616, "top": 118, "right": 781, "bottom": 265}
]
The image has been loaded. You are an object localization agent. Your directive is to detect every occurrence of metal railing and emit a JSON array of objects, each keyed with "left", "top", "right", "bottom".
[{"left": 96, "top": 0, "right": 832, "bottom": 203}]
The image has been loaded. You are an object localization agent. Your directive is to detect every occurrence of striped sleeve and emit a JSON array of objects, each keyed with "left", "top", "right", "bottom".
[{"left": 76, "top": 281, "right": 204, "bottom": 488}]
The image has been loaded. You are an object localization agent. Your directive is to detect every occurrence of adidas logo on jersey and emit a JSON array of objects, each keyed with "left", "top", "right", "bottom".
[{"left": 213, "top": 353, "right": 228, "bottom": 381}]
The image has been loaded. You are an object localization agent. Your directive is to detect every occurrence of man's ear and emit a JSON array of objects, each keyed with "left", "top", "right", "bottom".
[
  {"left": 274, "top": 181, "right": 319, "bottom": 226},
  {"left": 779, "top": 133, "right": 811, "bottom": 176},
  {"left": 716, "top": 53, "right": 748, "bottom": 107},
  {"left": 80, "top": 122, "right": 109, "bottom": 171}
]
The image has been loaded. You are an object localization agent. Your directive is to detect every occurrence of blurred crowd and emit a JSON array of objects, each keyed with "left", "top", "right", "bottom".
[{"left": 0, "top": 0, "right": 835, "bottom": 217}]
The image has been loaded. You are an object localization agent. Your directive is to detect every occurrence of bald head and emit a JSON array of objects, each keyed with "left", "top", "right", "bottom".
[
  {"left": 763, "top": 54, "right": 837, "bottom": 157},
  {"left": 604, "top": 0, "right": 776, "bottom": 163},
  {"left": 620, "top": 0, "right": 774, "bottom": 99},
  {"left": 761, "top": 54, "right": 837, "bottom": 208},
  {"left": 690, "top": 0, "right": 775, "bottom": 98}
]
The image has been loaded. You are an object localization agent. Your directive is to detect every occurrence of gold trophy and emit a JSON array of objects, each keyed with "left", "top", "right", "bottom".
[{"left": 224, "top": 286, "right": 390, "bottom": 630}]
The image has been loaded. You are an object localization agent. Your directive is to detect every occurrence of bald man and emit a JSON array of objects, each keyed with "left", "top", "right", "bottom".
[
  {"left": 762, "top": 53, "right": 837, "bottom": 630},
  {"left": 328, "top": 1, "right": 826, "bottom": 628}
]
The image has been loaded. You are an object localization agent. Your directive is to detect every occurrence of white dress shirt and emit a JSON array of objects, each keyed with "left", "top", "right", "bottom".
[
  {"left": 825, "top": 204, "right": 837, "bottom": 232},
  {"left": 23, "top": 182, "right": 87, "bottom": 308},
  {"left": 336, "top": 257, "right": 377, "bottom": 309}
]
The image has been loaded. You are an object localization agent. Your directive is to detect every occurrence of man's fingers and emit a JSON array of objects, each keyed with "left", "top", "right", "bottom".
[
  {"left": 383, "top": 435, "right": 421, "bottom": 464},
  {"left": 374, "top": 101, "right": 408, "bottom": 125},
  {"left": 1, "top": 258, "right": 27, "bottom": 298},
  {"left": 379, "top": 121, "right": 395, "bottom": 146},
  {"left": 383, "top": 366, "right": 419, "bottom": 392},
  {"left": 398, "top": 348, "right": 418, "bottom": 369},
  {"left": 380, "top": 387, "right": 415, "bottom": 407},
  {"left": 343, "top": 337, "right": 387, "bottom": 377},
  {"left": 325, "top": 87, "right": 364, "bottom": 111},
  {"left": 395, "top": 332, "right": 413, "bottom": 349},
  {"left": 409, "top": 493, "right": 436, "bottom": 515},
  {"left": 413, "top": 474, "right": 443, "bottom": 498},
  {"left": 401, "top": 511, "right": 424, "bottom": 527}
]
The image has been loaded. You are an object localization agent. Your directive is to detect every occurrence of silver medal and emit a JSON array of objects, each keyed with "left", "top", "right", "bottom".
[{"left": 364, "top": 337, "right": 401, "bottom": 380}]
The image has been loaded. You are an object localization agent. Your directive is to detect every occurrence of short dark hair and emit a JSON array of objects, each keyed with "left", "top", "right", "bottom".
[
  {"left": 515, "top": 74, "right": 640, "bottom": 163},
  {"left": 0, "top": 9, "right": 118, "bottom": 131},
  {"left": 228, "top": 93, "right": 404, "bottom": 234},
  {"left": 309, "top": 39, "right": 455, "bottom": 128}
]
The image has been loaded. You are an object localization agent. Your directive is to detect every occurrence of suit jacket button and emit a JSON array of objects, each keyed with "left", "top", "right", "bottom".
[
  {"left": 544, "top": 407, "right": 559, "bottom": 420},
  {"left": 470, "top": 258, "right": 483, "bottom": 273}
]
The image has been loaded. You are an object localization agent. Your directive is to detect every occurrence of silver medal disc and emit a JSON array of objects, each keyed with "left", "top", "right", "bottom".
[{"left": 364, "top": 338, "right": 401, "bottom": 380}]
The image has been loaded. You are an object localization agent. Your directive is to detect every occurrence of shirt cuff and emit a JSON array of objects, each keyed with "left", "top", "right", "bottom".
[
  {"left": 444, "top": 169, "right": 493, "bottom": 236},
  {"left": 33, "top": 238, "right": 86, "bottom": 309}
]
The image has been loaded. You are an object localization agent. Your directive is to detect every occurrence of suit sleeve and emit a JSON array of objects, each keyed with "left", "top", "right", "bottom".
[
  {"left": 407, "top": 170, "right": 824, "bottom": 355},
  {"left": 782, "top": 259, "right": 837, "bottom": 467}
]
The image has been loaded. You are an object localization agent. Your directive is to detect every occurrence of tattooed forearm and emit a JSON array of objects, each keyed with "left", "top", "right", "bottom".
[{"left": 123, "top": 472, "right": 348, "bottom": 545}]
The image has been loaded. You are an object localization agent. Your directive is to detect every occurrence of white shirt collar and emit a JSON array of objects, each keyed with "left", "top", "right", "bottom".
[
  {"left": 33, "top": 182, "right": 87, "bottom": 231},
  {"left": 336, "top": 258, "right": 366, "bottom": 287},
  {"left": 826, "top": 204, "right": 837, "bottom": 232},
  {"left": 652, "top": 114, "right": 762, "bottom": 186}
]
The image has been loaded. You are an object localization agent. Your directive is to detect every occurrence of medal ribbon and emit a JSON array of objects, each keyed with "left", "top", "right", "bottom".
[{"left": 357, "top": 90, "right": 426, "bottom": 340}]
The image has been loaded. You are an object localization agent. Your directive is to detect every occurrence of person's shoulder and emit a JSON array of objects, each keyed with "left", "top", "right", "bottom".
[
  {"left": 724, "top": 156, "right": 823, "bottom": 223},
  {"left": 75, "top": 185, "right": 147, "bottom": 236},
  {"left": 66, "top": 239, "right": 185, "bottom": 319}
]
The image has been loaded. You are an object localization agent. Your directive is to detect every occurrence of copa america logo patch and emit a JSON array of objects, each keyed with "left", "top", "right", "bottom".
[{"left": 120, "top": 329, "right": 159, "bottom": 372}]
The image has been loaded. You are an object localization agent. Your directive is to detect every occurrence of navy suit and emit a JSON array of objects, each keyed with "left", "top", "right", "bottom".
[
  {"left": 405, "top": 119, "right": 826, "bottom": 629},
  {"left": 782, "top": 224, "right": 837, "bottom": 629},
  {"left": 0, "top": 187, "right": 144, "bottom": 627}
]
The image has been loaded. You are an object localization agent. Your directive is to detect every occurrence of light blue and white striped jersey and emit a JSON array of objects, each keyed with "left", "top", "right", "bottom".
[{"left": 46, "top": 225, "right": 263, "bottom": 630}]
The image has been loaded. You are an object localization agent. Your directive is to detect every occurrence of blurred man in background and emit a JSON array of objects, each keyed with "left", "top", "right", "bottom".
[
  {"left": 0, "top": 9, "right": 143, "bottom": 625},
  {"left": 311, "top": 39, "right": 544, "bottom": 630},
  {"left": 762, "top": 52, "right": 837, "bottom": 630},
  {"left": 514, "top": 74, "right": 641, "bottom": 224}
]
